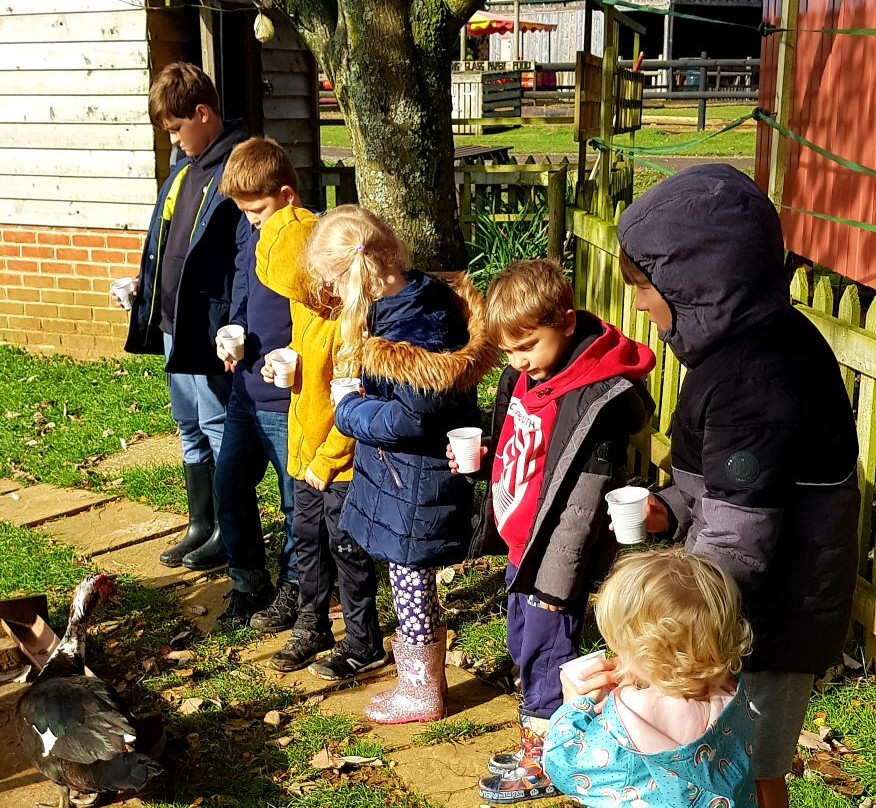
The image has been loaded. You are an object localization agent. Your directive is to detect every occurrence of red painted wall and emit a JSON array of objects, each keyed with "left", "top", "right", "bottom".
[{"left": 757, "top": 0, "right": 876, "bottom": 288}]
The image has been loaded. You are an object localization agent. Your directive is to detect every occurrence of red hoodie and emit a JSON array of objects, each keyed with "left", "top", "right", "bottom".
[{"left": 491, "top": 317, "right": 655, "bottom": 565}]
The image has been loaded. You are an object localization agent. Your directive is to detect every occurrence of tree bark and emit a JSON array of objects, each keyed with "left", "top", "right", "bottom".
[{"left": 283, "top": 0, "right": 482, "bottom": 271}]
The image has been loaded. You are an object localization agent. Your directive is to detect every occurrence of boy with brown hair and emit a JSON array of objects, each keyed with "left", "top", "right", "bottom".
[
  {"left": 210, "top": 137, "right": 312, "bottom": 630},
  {"left": 452, "top": 260, "right": 655, "bottom": 804},
  {"left": 124, "top": 61, "right": 250, "bottom": 572}
]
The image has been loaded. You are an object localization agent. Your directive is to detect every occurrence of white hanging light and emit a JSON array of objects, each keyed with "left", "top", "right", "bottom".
[{"left": 254, "top": 10, "right": 275, "bottom": 43}]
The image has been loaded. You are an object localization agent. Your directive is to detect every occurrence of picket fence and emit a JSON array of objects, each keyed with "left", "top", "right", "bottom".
[{"left": 568, "top": 200, "right": 876, "bottom": 660}]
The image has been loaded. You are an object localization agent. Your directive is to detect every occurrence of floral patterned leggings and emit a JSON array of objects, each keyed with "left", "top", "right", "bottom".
[{"left": 388, "top": 563, "right": 441, "bottom": 646}]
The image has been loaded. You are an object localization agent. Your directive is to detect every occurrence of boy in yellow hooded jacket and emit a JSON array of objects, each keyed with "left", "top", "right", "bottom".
[{"left": 257, "top": 205, "right": 386, "bottom": 680}]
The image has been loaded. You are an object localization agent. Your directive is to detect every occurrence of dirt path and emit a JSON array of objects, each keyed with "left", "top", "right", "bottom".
[{"left": 0, "top": 458, "right": 523, "bottom": 808}]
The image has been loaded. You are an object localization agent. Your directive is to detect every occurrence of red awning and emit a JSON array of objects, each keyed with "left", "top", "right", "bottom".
[{"left": 466, "top": 10, "right": 557, "bottom": 36}]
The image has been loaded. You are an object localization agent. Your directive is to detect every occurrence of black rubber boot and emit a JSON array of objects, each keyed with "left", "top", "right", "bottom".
[
  {"left": 182, "top": 487, "right": 227, "bottom": 571},
  {"left": 159, "top": 462, "right": 216, "bottom": 568}
]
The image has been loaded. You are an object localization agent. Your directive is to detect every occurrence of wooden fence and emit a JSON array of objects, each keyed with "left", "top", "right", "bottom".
[
  {"left": 569, "top": 200, "right": 876, "bottom": 660},
  {"left": 321, "top": 158, "right": 573, "bottom": 261}
]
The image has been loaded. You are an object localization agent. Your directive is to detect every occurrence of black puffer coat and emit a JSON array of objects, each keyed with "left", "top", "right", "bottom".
[{"left": 618, "top": 164, "right": 859, "bottom": 674}]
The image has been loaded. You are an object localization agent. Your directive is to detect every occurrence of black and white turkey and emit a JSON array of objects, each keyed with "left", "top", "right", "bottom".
[{"left": 14, "top": 573, "right": 164, "bottom": 808}]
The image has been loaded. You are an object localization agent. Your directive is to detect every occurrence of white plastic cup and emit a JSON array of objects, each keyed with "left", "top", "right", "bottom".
[
  {"left": 559, "top": 649, "right": 607, "bottom": 679},
  {"left": 448, "top": 426, "right": 483, "bottom": 474},
  {"left": 330, "top": 376, "right": 362, "bottom": 406},
  {"left": 270, "top": 348, "right": 299, "bottom": 388},
  {"left": 217, "top": 324, "right": 245, "bottom": 361},
  {"left": 605, "top": 485, "right": 650, "bottom": 545},
  {"left": 110, "top": 277, "right": 135, "bottom": 310}
]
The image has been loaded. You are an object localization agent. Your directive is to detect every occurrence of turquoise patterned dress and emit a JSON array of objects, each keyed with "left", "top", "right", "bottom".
[{"left": 543, "top": 683, "right": 757, "bottom": 808}]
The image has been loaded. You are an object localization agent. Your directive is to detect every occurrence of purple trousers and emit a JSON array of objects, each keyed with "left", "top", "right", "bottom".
[{"left": 505, "top": 563, "right": 585, "bottom": 719}]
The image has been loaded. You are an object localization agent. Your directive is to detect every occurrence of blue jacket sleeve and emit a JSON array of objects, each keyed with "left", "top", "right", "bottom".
[
  {"left": 334, "top": 384, "right": 440, "bottom": 447},
  {"left": 229, "top": 227, "right": 255, "bottom": 329}
]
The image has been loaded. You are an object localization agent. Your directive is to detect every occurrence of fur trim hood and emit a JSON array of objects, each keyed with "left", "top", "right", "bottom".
[{"left": 361, "top": 270, "right": 498, "bottom": 393}]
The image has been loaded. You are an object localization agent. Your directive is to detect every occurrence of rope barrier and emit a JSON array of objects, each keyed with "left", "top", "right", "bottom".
[{"left": 753, "top": 109, "right": 876, "bottom": 178}]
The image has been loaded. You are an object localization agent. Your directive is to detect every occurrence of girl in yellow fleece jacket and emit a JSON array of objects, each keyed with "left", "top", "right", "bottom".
[{"left": 257, "top": 206, "right": 386, "bottom": 679}]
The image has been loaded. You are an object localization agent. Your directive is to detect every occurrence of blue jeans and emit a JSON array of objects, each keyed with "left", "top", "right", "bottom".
[
  {"left": 214, "top": 387, "right": 297, "bottom": 591},
  {"left": 506, "top": 563, "right": 584, "bottom": 719},
  {"left": 163, "top": 332, "right": 231, "bottom": 464}
]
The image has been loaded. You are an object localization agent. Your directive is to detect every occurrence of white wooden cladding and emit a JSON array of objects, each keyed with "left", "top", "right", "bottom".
[
  {"left": 0, "top": 9, "right": 146, "bottom": 43},
  {"left": 0, "top": 2, "right": 155, "bottom": 230}
]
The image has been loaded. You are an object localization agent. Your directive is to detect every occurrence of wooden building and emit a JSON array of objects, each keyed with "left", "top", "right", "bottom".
[
  {"left": 0, "top": 0, "right": 319, "bottom": 359},
  {"left": 757, "top": 0, "right": 876, "bottom": 288}
]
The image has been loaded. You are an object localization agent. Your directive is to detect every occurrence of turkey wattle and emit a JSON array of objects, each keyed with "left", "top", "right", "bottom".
[{"left": 14, "top": 573, "right": 164, "bottom": 808}]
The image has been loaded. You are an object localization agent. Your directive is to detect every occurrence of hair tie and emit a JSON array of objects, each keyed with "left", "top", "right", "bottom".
[{"left": 356, "top": 245, "right": 367, "bottom": 254}]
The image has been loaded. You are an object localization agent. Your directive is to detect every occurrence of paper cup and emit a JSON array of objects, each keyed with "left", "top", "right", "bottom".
[
  {"left": 270, "top": 348, "right": 298, "bottom": 388},
  {"left": 605, "top": 485, "right": 650, "bottom": 545},
  {"left": 217, "top": 324, "right": 245, "bottom": 361},
  {"left": 330, "top": 377, "right": 362, "bottom": 405},
  {"left": 559, "top": 649, "right": 607, "bottom": 680},
  {"left": 110, "top": 277, "right": 135, "bottom": 311},
  {"left": 448, "top": 427, "right": 483, "bottom": 474}
]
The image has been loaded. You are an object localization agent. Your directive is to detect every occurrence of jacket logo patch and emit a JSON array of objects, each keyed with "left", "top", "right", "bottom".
[{"left": 725, "top": 451, "right": 760, "bottom": 486}]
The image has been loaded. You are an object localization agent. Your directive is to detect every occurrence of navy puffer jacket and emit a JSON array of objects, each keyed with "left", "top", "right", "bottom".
[{"left": 334, "top": 270, "right": 498, "bottom": 568}]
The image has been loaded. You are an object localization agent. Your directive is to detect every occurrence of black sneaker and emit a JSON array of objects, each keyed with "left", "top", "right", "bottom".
[
  {"left": 215, "top": 584, "right": 276, "bottom": 632},
  {"left": 249, "top": 579, "right": 299, "bottom": 633},
  {"left": 269, "top": 626, "right": 335, "bottom": 672},
  {"left": 307, "top": 640, "right": 388, "bottom": 681}
]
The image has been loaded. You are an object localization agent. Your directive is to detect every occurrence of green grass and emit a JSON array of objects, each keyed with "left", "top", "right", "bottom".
[
  {"left": 321, "top": 113, "right": 756, "bottom": 159},
  {"left": 0, "top": 520, "right": 93, "bottom": 629},
  {"left": 412, "top": 717, "right": 492, "bottom": 746},
  {"left": 0, "top": 345, "right": 173, "bottom": 487}
]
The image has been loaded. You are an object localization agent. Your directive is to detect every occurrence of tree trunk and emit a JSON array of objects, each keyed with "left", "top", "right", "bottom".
[{"left": 285, "top": 1, "right": 479, "bottom": 271}]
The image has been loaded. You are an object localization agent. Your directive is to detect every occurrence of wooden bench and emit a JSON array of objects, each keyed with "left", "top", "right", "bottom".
[{"left": 453, "top": 144, "right": 513, "bottom": 164}]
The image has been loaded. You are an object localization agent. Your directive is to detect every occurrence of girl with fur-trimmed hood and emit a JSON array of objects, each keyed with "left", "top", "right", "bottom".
[{"left": 308, "top": 205, "right": 497, "bottom": 725}]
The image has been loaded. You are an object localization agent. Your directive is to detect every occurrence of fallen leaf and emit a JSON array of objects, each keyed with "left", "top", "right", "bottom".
[
  {"left": 263, "top": 710, "right": 286, "bottom": 728},
  {"left": 798, "top": 729, "right": 830, "bottom": 752},
  {"left": 166, "top": 650, "right": 196, "bottom": 663},
  {"left": 276, "top": 736, "right": 293, "bottom": 748},
  {"left": 185, "top": 605, "right": 208, "bottom": 616},
  {"left": 171, "top": 629, "right": 193, "bottom": 646},
  {"left": 337, "top": 755, "right": 383, "bottom": 767},
  {"left": 436, "top": 567, "right": 456, "bottom": 585},
  {"left": 305, "top": 694, "right": 325, "bottom": 706},
  {"left": 805, "top": 751, "right": 864, "bottom": 797},
  {"left": 177, "top": 669, "right": 195, "bottom": 678},
  {"left": 310, "top": 747, "right": 337, "bottom": 770},
  {"left": 180, "top": 697, "right": 205, "bottom": 716}
]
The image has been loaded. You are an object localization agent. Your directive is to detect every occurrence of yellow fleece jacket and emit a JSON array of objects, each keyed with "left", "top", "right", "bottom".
[{"left": 256, "top": 206, "right": 354, "bottom": 484}]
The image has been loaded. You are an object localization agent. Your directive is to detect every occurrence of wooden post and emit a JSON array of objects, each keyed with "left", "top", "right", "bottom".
[
  {"left": 199, "top": 2, "right": 217, "bottom": 84},
  {"left": 598, "top": 9, "right": 617, "bottom": 220},
  {"left": 697, "top": 51, "right": 708, "bottom": 131},
  {"left": 514, "top": 0, "right": 521, "bottom": 60},
  {"left": 547, "top": 165, "right": 568, "bottom": 260},
  {"left": 767, "top": 0, "right": 799, "bottom": 207}
]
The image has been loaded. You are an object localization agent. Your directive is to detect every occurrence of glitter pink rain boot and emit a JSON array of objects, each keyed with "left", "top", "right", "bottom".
[{"left": 365, "top": 628, "right": 447, "bottom": 724}]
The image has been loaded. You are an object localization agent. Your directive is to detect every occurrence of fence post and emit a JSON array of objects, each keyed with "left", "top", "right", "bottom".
[
  {"left": 547, "top": 165, "right": 567, "bottom": 259},
  {"left": 697, "top": 51, "right": 708, "bottom": 130}
]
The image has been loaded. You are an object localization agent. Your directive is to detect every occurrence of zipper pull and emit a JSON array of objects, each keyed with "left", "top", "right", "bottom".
[{"left": 378, "top": 448, "right": 403, "bottom": 488}]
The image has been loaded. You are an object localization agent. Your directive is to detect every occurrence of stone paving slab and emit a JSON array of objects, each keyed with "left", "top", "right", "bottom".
[
  {"left": 320, "top": 664, "right": 519, "bottom": 751},
  {"left": 389, "top": 729, "right": 523, "bottom": 808},
  {"left": 94, "top": 435, "right": 181, "bottom": 476},
  {"left": 0, "top": 480, "right": 21, "bottom": 496},
  {"left": 0, "top": 485, "right": 117, "bottom": 527},
  {"left": 39, "top": 501, "right": 188, "bottom": 557},
  {"left": 94, "top": 534, "right": 220, "bottom": 589}
]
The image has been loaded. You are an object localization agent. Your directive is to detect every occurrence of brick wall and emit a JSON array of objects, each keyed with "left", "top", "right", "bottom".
[{"left": 0, "top": 225, "right": 146, "bottom": 360}]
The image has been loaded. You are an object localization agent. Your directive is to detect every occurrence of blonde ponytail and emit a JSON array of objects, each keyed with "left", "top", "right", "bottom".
[{"left": 307, "top": 205, "right": 410, "bottom": 377}]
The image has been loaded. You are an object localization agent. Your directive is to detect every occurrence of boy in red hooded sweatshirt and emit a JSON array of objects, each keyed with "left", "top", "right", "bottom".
[{"left": 451, "top": 260, "right": 655, "bottom": 804}]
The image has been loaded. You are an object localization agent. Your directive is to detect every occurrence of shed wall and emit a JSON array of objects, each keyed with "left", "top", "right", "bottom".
[{"left": 757, "top": 0, "right": 876, "bottom": 288}]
